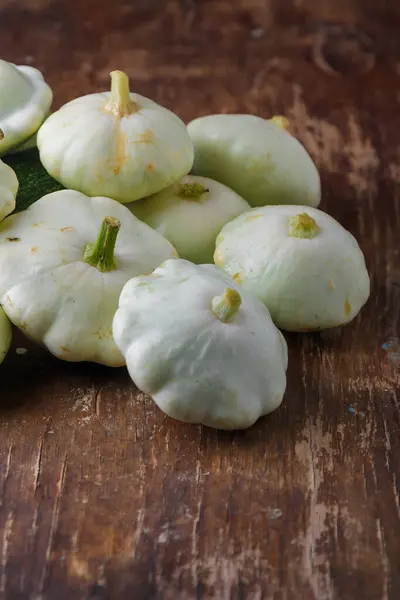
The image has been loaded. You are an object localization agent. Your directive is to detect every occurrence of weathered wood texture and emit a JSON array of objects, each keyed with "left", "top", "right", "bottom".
[{"left": 0, "top": 1, "right": 399, "bottom": 598}]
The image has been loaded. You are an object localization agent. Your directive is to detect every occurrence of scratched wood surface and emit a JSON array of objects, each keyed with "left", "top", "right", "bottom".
[{"left": 0, "top": 1, "right": 399, "bottom": 599}]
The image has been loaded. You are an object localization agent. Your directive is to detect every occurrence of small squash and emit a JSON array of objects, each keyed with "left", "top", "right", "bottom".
[
  {"left": 0, "top": 60, "right": 52, "bottom": 157},
  {"left": 0, "top": 190, "right": 177, "bottom": 366},
  {"left": 214, "top": 205, "right": 370, "bottom": 331},
  {"left": 113, "top": 258, "right": 288, "bottom": 430},
  {"left": 37, "top": 70, "right": 194, "bottom": 203},
  {"left": 187, "top": 114, "right": 321, "bottom": 207},
  {"left": 128, "top": 175, "right": 250, "bottom": 263}
]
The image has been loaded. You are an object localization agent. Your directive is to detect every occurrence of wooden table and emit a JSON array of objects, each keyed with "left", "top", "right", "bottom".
[{"left": 1, "top": 1, "right": 399, "bottom": 598}]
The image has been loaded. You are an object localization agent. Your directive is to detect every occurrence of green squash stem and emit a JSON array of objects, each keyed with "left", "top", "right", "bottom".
[
  {"left": 178, "top": 182, "right": 209, "bottom": 199},
  {"left": 105, "top": 70, "right": 138, "bottom": 117},
  {"left": 212, "top": 288, "right": 242, "bottom": 323},
  {"left": 289, "top": 212, "right": 319, "bottom": 239},
  {"left": 84, "top": 216, "right": 120, "bottom": 272}
]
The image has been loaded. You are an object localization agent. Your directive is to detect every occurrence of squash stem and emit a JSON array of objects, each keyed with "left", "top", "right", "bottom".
[
  {"left": 271, "top": 115, "right": 289, "bottom": 130},
  {"left": 289, "top": 212, "right": 319, "bottom": 239},
  {"left": 212, "top": 288, "right": 242, "bottom": 323},
  {"left": 84, "top": 217, "right": 120, "bottom": 272},
  {"left": 178, "top": 182, "right": 209, "bottom": 199},
  {"left": 105, "top": 70, "right": 138, "bottom": 117}
]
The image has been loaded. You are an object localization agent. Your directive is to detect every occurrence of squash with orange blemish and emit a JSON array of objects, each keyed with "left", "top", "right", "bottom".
[
  {"left": 214, "top": 205, "right": 370, "bottom": 331},
  {"left": 0, "top": 189, "right": 178, "bottom": 365},
  {"left": 37, "top": 70, "right": 194, "bottom": 203}
]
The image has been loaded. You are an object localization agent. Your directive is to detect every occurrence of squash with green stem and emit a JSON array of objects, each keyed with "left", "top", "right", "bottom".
[
  {"left": 113, "top": 258, "right": 288, "bottom": 429},
  {"left": 214, "top": 205, "right": 370, "bottom": 331},
  {"left": 37, "top": 70, "right": 194, "bottom": 203},
  {"left": 0, "top": 189, "right": 178, "bottom": 365},
  {"left": 128, "top": 175, "right": 250, "bottom": 263}
]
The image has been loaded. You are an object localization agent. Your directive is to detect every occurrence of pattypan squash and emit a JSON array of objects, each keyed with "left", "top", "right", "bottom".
[
  {"left": 187, "top": 114, "right": 321, "bottom": 207},
  {"left": 0, "top": 60, "right": 52, "bottom": 157},
  {"left": 113, "top": 258, "right": 288, "bottom": 430},
  {"left": 0, "top": 159, "right": 18, "bottom": 222},
  {"left": 128, "top": 175, "right": 250, "bottom": 263},
  {"left": 0, "top": 189, "right": 177, "bottom": 366},
  {"left": 37, "top": 70, "right": 194, "bottom": 204},
  {"left": 214, "top": 205, "right": 370, "bottom": 332},
  {"left": 0, "top": 307, "right": 12, "bottom": 366}
]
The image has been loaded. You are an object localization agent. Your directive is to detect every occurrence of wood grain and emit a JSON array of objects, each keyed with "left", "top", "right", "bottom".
[{"left": 0, "top": 0, "right": 399, "bottom": 598}]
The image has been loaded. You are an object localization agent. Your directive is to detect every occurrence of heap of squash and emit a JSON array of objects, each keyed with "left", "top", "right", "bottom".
[{"left": 0, "top": 61, "right": 369, "bottom": 430}]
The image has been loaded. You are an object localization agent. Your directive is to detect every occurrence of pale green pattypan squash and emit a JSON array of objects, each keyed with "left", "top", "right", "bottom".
[
  {"left": 215, "top": 205, "right": 370, "bottom": 331},
  {"left": 0, "top": 307, "right": 12, "bottom": 365},
  {"left": 37, "top": 70, "right": 194, "bottom": 203},
  {"left": 187, "top": 114, "right": 321, "bottom": 207},
  {"left": 0, "top": 190, "right": 177, "bottom": 366},
  {"left": 113, "top": 258, "right": 288, "bottom": 430},
  {"left": 0, "top": 60, "right": 52, "bottom": 157},
  {"left": 0, "top": 159, "right": 18, "bottom": 221},
  {"left": 128, "top": 175, "right": 250, "bottom": 263}
]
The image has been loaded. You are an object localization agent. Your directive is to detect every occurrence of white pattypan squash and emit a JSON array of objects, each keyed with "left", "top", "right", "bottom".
[
  {"left": 187, "top": 114, "right": 321, "bottom": 208},
  {"left": 0, "top": 307, "right": 12, "bottom": 366},
  {"left": 113, "top": 258, "right": 288, "bottom": 430},
  {"left": 0, "top": 159, "right": 18, "bottom": 222},
  {"left": 0, "top": 189, "right": 177, "bottom": 366},
  {"left": 128, "top": 175, "right": 250, "bottom": 263},
  {"left": 37, "top": 70, "right": 194, "bottom": 204},
  {"left": 215, "top": 206, "right": 370, "bottom": 331},
  {"left": 0, "top": 60, "right": 52, "bottom": 157}
]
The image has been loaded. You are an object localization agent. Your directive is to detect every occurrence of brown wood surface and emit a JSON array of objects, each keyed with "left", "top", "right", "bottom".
[{"left": 0, "top": 1, "right": 399, "bottom": 598}]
